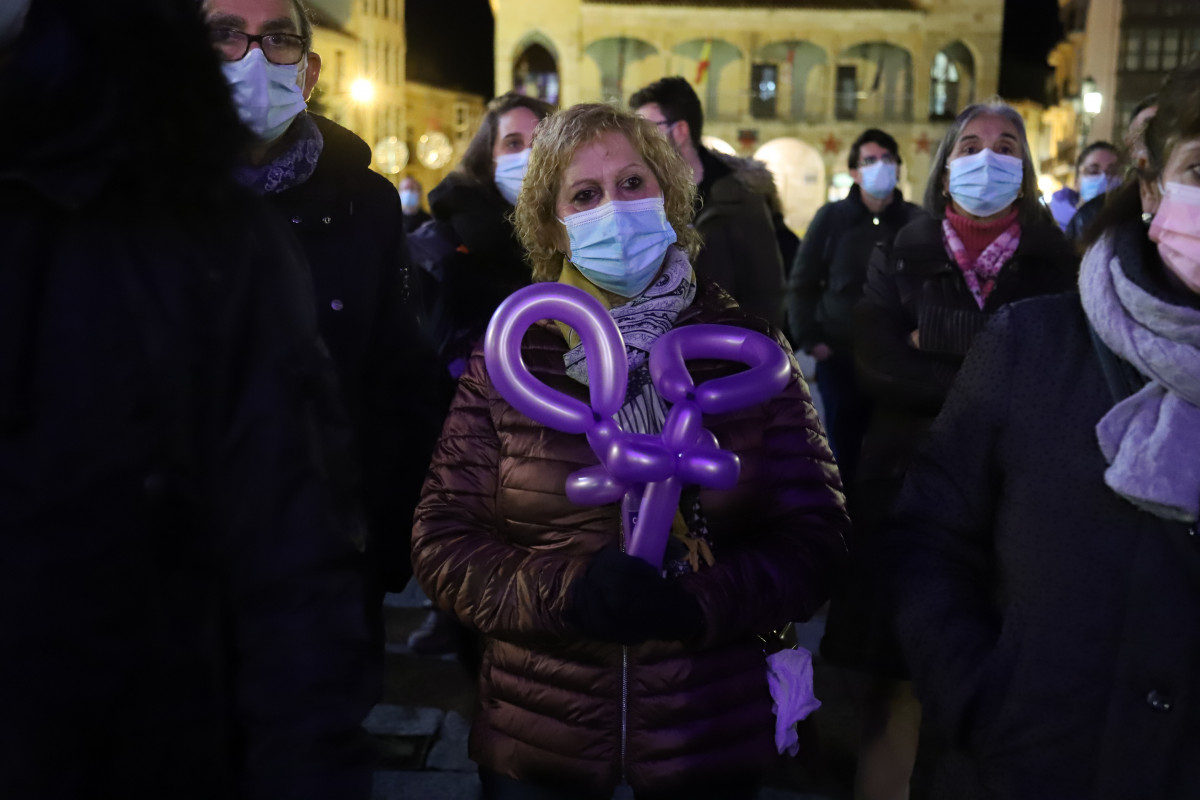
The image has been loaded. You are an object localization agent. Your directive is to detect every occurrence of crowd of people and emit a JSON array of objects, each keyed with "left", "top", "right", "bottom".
[{"left": 4, "top": 0, "right": 1199, "bottom": 799}]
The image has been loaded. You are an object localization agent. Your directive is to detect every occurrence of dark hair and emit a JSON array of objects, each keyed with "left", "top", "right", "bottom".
[
  {"left": 629, "top": 76, "right": 704, "bottom": 148},
  {"left": 290, "top": 0, "right": 314, "bottom": 45},
  {"left": 922, "top": 98, "right": 1046, "bottom": 226},
  {"left": 1130, "top": 93, "right": 1158, "bottom": 127},
  {"left": 5, "top": 0, "right": 248, "bottom": 210},
  {"left": 1084, "top": 61, "right": 1200, "bottom": 248},
  {"left": 456, "top": 91, "right": 556, "bottom": 187},
  {"left": 1076, "top": 140, "right": 1119, "bottom": 172},
  {"left": 849, "top": 128, "right": 901, "bottom": 170}
]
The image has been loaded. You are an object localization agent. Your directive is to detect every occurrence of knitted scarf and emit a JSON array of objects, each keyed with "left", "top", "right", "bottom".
[
  {"left": 233, "top": 113, "right": 323, "bottom": 195},
  {"left": 942, "top": 214, "right": 1022, "bottom": 309},
  {"left": 564, "top": 246, "right": 697, "bottom": 436},
  {"left": 1079, "top": 230, "right": 1200, "bottom": 523}
]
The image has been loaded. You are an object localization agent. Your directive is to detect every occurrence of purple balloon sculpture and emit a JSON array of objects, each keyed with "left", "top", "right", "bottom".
[{"left": 484, "top": 283, "right": 792, "bottom": 568}]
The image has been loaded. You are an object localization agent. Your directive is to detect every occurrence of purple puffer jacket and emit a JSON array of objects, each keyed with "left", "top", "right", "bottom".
[{"left": 412, "top": 279, "right": 848, "bottom": 795}]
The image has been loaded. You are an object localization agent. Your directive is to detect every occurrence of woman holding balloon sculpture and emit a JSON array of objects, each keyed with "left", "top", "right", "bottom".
[
  {"left": 411, "top": 103, "right": 849, "bottom": 799},
  {"left": 887, "top": 61, "right": 1200, "bottom": 798}
]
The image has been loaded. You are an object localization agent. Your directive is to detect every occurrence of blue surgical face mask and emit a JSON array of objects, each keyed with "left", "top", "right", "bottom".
[
  {"left": 400, "top": 189, "right": 420, "bottom": 213},
  {"left": 858, "top": 161, "right": 898, "bottom": 200},
  {"left": 562, "top": 197, "right": 678, "bottom": 297},
  {"left": 1078, "top": 173, "right": 1121, "bottom": 204},
  {"left": 947, "top": 148, "right": 1025, "bottom": 217},
  {"left": 494, "top": 148, "right": 531, "bottom": 206},
  {"left": 221, "top": 48, "right": 308, "bottom": 143}
]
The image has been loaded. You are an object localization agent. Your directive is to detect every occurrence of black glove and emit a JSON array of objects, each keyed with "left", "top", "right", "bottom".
[{"left": 566, "top": 546, "right": 705, "bottom": 645}]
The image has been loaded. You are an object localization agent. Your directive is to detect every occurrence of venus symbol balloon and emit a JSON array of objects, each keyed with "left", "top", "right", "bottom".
[{"left": 483, "top": 282, "right": 792, "bottom": 568}]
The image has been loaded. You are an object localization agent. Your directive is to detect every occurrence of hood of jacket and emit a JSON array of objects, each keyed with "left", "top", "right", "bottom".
[
  {"left": 707, "top": 150, "right": 783, "bottom": 213},
  {"left": 428, "top": 171, "right": 524, "bottom": 262}
]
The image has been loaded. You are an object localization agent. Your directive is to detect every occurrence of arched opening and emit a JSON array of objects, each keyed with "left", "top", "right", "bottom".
[
  {"left": 583, "top": 37, "right": 659, "bottom": 105},
  {"left": 753, "top": 138, "right": 827, "bottom": 235},
  {"left": 930, "top": 42, "right": 975, "bottom": 121},
  {"left": 513, "top": 40, "right": 559, "bottom": 106},
  {"left": 836, "top": 42, "right": 914, "bottom": 123},
  {"left": 672, "top": 39, "right": 743, "bottom": 119},
  {"left": 754, "top": 41, "right": 828, "bottom": 123}
]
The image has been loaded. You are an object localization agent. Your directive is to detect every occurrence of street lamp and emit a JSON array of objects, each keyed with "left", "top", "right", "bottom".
[
  {"left": 1080, "top": 76, "right": 1102, "bottom": 150},
  {"left": 349, "top": 77, "right": 375, "bottom": 105}
]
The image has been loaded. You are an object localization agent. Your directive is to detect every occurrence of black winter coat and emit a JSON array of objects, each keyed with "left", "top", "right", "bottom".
[
  {"left": 413, "top": 172, "right": 532, "bottom": 370},
  {"left": 786, "top": 185, "right": 922, "bottom": 353},
  {"left": 0, "top": 130, "right": 374, "bottom": 800},
  {"left": 889, "top": 282, "right": 1200, "bottom": 799},
  {"left": 854, "top": 214, "right": 1078, "bottom": 489},
  {"left": 265, "top": 115, "right": 445, "bottom": 590},
  {"left": 822, "top": 215, "right": 1077, "bottom": 674}
]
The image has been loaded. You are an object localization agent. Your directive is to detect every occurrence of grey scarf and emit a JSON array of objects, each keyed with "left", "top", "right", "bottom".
[
  {"left": 564, "top": 246, "right": 697, "bottom": 436},
  {"left": 1079, "top": 232, "right": 1200, "bottom": 522}
]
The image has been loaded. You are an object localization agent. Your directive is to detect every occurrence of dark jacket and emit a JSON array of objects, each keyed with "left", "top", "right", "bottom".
[
  {"left": 411, "top": 279, "right": 849, "bottom": 796},
  {"left": 1065, "top": 192, "right": 1105, "bottom": 246},
  {"left": 402, "top": 208, "right": 431, "bottom": 234},
  {"left": 854, "top": 214, "right": 1079, "bottom": 487},
  {"left": 693, "top": 149, "right": 787, "bottom": 329},
  {"left": 0, "top": 103, "right": 374, "bottom": 800},
  {"left": 889, "top": 277, "right": 1200, "bottom": 798},
  {"left": 786, "top": 185, "right": 923, "bottom": 353},
  {"left": 412, "top": 172, "right": 532, "bottom": 371},
  {"left": 265, "top": 114, "right": 445, "bottom": 590},
  {"left": 821, "top": 215, "right": 1077, "bottom": 674}
]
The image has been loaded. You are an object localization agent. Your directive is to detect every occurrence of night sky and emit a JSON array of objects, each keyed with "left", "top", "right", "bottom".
[{"left": 405, "top": 0, "right": 1063, "bottom": 103}]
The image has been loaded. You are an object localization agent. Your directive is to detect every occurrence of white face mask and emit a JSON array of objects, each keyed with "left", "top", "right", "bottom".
[
  {"left": 858, "top": 161, "right": 898, "bottom": 200},
  {"left": 0, "top": 0, "right": 30, "bottom": 48},
  {"left": 494, "top": 148, "right": 531, "bottom": 206},
  {"left": 221, "top": 48, "right": 308, "bottom": 143}
]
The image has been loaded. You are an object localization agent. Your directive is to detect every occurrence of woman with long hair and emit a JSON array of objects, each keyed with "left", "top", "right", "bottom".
[{"left": 887, "top": 61, "right": 1200, "bottom": 798}]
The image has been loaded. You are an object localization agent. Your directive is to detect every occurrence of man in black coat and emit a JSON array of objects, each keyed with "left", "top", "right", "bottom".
[
  {"left": 206, "top": 0, "right": 446, "bottom": 611},
  {"left": 1, "top": 2, "right": 374, "bottom": 796},
  {"left": 786, "top": 128, "right": 922, "bottom": 491}
]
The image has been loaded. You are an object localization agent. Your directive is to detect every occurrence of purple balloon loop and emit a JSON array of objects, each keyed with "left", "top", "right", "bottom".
[
  {"left": 623, "top": 324, "right": 793, "bottom": 566},
  {"left": 483, "top": 283, "right": 627, "bottom": 434}
]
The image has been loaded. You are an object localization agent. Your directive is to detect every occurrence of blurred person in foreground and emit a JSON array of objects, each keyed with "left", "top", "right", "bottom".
[
  {"left": 0, "top": 1, "right": 374, "bottom": 798},
  {"left": 836, "top": 98, "right": 1078, "bottom": 799},
  {"left": 632, "top": 76, "right": 788, "bottom": 328},
  {"left": 888, "top": 60, "right": 1200, "bottom": 799},
  {"left": 411, "top": 103, "right": 849, "bottom": 799},
  {"left": 204, "top": 0, "right": 445, "bottom": 668}
]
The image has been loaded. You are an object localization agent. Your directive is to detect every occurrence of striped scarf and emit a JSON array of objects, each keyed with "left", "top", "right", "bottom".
[
  {"left": 941, "top": 217, "right": 1021, "bottom": 309},
  {"left": 564, "top": 246, "right": 696, "bottom": 435}
]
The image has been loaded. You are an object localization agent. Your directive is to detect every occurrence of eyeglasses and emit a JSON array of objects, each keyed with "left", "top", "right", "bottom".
[
  {"left": 652, "top": 119, "right": 677, "bottom": 130},
  {"left": 209, "top": 27, "right": 307, "bottom": 65}
]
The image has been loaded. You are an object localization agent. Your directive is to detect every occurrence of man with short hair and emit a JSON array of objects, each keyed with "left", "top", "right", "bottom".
[
  {"left": 631, "top": 76, "right": 786, "bottom": 328},
  {"left": 400, "top": 174, "right": 431, "bottom": 234},
  {"left": 205, "top": 0, "right": 445, "bottom": 662},
  {"left": 786, "top": 128, "right": 921, "bottom": 492}
]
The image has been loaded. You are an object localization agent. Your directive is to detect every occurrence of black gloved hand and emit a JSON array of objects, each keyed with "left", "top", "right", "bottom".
[{"left": 565, "top": 546, "right": 705, "bottom": 645}]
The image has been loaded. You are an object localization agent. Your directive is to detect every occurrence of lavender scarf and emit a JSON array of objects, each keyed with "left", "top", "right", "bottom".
[
  {"left": 234, "top": 113, "right": 323, "bottom": 195},
  {"left": 1079, "top": 232, "right": 1200, "bottom": 523}
]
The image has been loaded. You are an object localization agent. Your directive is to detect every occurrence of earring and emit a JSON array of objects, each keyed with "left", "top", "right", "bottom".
[{"left": 1142, "top": 211, "right": 1155, "bottom": 226}]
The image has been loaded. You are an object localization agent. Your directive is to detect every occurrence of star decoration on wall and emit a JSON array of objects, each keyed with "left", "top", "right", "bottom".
[
  {"left": 914, "top": 132, "right": 933, "bottom": 154},
  {"left": 821, "top": 133, "right": 841, "bottom": 154}
]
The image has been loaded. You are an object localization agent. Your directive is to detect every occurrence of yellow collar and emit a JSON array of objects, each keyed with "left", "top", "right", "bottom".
[{"left": 555, "top": 259, "right": 613, "bottom": 348}]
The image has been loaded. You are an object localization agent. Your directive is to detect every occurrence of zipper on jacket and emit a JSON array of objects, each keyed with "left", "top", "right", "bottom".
[{"left": 620, "top": 645, "right": 630, "bottom": 787}]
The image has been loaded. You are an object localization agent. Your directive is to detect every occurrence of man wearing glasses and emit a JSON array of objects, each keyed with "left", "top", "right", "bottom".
[
  {"left": 631, "top": 76, "right": 787, "bottom": 329},
  {"left": 204, "top": 0, "right": 446, "bottom": 678}
]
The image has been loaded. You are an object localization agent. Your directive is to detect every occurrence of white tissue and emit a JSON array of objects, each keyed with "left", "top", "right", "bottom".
[{"left": 765, "top": 646, "right": 821, "bottom": 756}]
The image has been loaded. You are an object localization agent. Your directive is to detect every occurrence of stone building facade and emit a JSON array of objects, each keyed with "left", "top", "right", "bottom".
[{"left": 492, "top": 0, "right": 1003, "bottom": 233}]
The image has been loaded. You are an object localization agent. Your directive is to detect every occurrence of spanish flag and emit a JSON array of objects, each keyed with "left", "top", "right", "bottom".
[{"left": 695, "top": 39, "right": 713, "bottom": 88}]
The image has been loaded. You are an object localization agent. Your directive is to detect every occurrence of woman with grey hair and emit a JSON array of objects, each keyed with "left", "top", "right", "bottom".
[{"left": 822, "top": 99, "right": 1078, "bottom": 799}]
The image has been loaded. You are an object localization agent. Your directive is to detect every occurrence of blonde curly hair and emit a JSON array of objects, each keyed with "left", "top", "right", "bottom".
[{"left": 514, "top": 103, "right": 702, "bottom": 282}]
